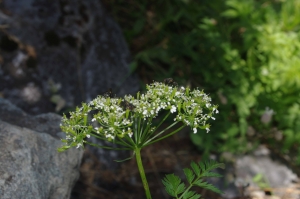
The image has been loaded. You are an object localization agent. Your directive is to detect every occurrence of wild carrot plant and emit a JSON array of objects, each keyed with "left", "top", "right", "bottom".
[{"left": 58, "top": 79, "right": 224, "bottom": 199}]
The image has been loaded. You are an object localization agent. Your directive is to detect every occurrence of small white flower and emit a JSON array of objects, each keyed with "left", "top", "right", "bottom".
[
  {"left": 213, "top": 107, "right": 219, "bottom": 114},
  {"left": 86, "top": 134, "right": 90, "bottom": 138},
  {"left": 128, "top": 132, "right": 133, "bottom": 137},
  {"left": 185, "top": 120, "right": 190, "bottom": 126},
  {"left": 105, "top": 134, "right": 114, "bottom": 139},
  {"left": 76, "top": 143, "right": 82, "bottom": 148},
  {"left": 211, "top": 117, "right": 215, "bottom": 120},
  {"left": 193, "top": 128, "right": 197, "bottom": 134},
  {"left": 206, "top": 128, "right": 210, "bottom": 133},
  {"left": 170, "top": 105, "right": 176, "bottom": 113},
  {"left": 143, "top": 110, "right": 148, "bottom": 115},
  {"left": 92, "top": 118, "right": 96, "bottom": 122}
]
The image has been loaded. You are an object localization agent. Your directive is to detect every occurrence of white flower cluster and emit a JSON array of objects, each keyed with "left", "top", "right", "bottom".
[
  {"left": 60, "top": 81, "right": 218, "bottom": 149},
  {"left": 173, "top": 88, "right": 219, "bottom": 133},
  {"left": 89, "top": 97, "right": 134, "bottom": 140},
  {"left": 60, "top": 97, "right": 134, "bottom": 148},
  {"left": 129, "top": 82, "right": 218, "bottom": 133}
]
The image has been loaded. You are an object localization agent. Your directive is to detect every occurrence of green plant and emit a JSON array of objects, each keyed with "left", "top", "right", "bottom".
[
  {"left": 252, "top": 173, "right": 270, "bottom": 190},
  {"left": 104, "top": 0, "right": 300, "bottom": 161},
  {"left": 162, "top": 160, "right": 224, "bottom": 199},
  {"left": 58, "top": 79, "right": 223, "bottom": 198},
  {"left": 193, "top": 0, "right": 300, "bottom": 157}
]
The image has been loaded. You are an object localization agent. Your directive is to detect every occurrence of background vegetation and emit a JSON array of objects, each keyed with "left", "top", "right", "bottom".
[{"left": 103, "top": 0, "right": 300, "bottom": 164}]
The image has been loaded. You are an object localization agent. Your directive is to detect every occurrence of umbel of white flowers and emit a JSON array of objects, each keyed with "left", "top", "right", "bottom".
[{"left": 59, "top": 81, "right": 218, "bottom": 151}]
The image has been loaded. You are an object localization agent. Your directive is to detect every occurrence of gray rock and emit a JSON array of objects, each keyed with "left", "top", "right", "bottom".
[
  {"left": 0, "top": 0, "right": 139, "bottom": 115},
  {"left": 208, "top": 146, "right": 299, "bottom": 198},
  {"left": 0, "top": 98, "right": 83, "bottom": 199},
  {"left": 0, "top": 1, "right": 140, "bottom": 191},
  {"left": 235, "top": 146, "right": 298, "bottom": 198},
  {"left": 0, "top": 98, "right": 62, "bottom": 139}
]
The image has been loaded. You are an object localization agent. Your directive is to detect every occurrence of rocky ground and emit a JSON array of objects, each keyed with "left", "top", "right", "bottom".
[{"left": 70, "top": 128, "right": 300, "bottom": 199}]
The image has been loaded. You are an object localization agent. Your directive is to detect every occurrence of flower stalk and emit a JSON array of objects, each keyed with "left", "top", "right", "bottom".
[{"left": 135, "top": 148, "right": 152, "bottom": 199}]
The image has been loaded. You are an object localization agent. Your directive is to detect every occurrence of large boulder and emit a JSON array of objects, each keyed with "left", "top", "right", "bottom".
[
  {"left": 0, "top": 1, "right": 140, "bottom": 196},
  {"left": 0, "top": 0, "right": 139, "bottom": 115},
  {"left": 0, "top": 98, "right": 83, "bottom": 199},
  {"left": 0, "top": 0, "right": 138, "bottom": 170}
]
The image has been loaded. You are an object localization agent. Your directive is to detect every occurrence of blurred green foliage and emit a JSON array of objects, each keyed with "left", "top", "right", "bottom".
[{"left": 104, "top": 0, "right": 300, "bottom": 162}]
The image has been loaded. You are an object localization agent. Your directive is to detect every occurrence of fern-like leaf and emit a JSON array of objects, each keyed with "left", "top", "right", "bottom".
[
  {"left": 190, "top": 161, "right": 200, "bottom": 176},
  {"left": 182, "top": 190, "right": 201, "bottom": 199},
  {"left": 201, "top": 171, "right": 223, "bottom": 178},
  {"left": 199, "top": 160, "right": 225, "bottom": 173},
  {"left": 162, "top": 174, "right": 185, "bottom": 197},
  {"left": 183, "top": 168, "right": 195, "bottom": 184},
  {"left": 193, "top": 180, "right": 223, "bottom": 194},
  {"left": 162, "top": 159, "right": 224, "bottom": 199},
  {"left": 189, "top": 194, "right": 202, "bottom": 199}
]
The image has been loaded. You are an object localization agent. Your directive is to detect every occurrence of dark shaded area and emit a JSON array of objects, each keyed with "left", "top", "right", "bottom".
[
  {"left": 0, "top": 0, "right": 139, "bottom": 115},
  {"left": 0, "top": 34, "right": 18, "bottom": 52},
  {"left": 44, "top": 30, "right": 61, "bottom": 46}
]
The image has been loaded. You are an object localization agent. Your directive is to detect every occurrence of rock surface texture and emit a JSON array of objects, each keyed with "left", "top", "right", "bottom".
[
  {"left": 0, "top": 0, "right": 139, "bottom": 115},
  {"left": 0, "top": 1, "right": 139, "bottom": 197},
  {"left": 209, "top": 146, "right": 299, "bottom": 199},
  {"left": 0, "top": 98, "right": 83, "bottom": 199}
]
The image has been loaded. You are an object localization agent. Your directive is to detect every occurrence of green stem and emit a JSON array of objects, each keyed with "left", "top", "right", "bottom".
[
  {"left": 142, "top": 122, "right": 182, "bottom": 147},
  {"left": 135, "top": 148, "right": 152, "bottom": 199},
  {"left": 154, "top": 112, "right": 171, "bottom": 131},
  {"left": 178, "top": 184, "right": 193, "bottom": 199},
  {"left": 148, "top": 125, "right": 185, "bottom": 145}
]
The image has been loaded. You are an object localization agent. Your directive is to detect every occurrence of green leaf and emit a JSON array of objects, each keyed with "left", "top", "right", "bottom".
[
  {"left": 193, "top": 180, "right": 223, "bottom": 194},
  {"left": 183, "top": 190, "right": 201, "bottom": 199},
  {"left": 57, "top": 145, "right": 70, "bottom": 152},
  {"left": 190, "top": 161, "right": 200, "bottom": 176},
  {"left": 183, "top": 168, "right": 195, "bottom": 184},
  {"left": 190, "top": 195, "right": 202, "bottom": 199},
  {"left": 162, "top": 174, "right": 185, "bottom": 197},
  {"left": 163, "top": 160, "right": 224, "bottom": 198},
  {"left": 201, "top": 171, "right": 223, "bottom": 178},
  {"left": 221, "top": 9, "right": 238, "bottom": 18},
  {"left": 198, "top": 160, "right": 225, "bottom": 173}
]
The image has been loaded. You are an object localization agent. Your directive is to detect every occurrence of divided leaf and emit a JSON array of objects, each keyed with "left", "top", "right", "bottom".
[
  {"left": 190, "top": 161, "right": 200, "bottom": 176},
  {"left": 183, "top": 168, "right": 195, "bottom": 184},
  {"left": 201, "top": 171, "right": 223, "bottom": 178},
  {"left": 182, "top": 190, "right": 201, "bottom": 199},
  {"left": 162, "top": 174, "right": 185, "bottom": 197},
  {"left": 163, "top": 159, "right": 224, "bottom": 199},
  {"left": 193, "top": 180, "right": 223, "bottom": 194},
  {"left": 199, "top": 160, "right": 225, "bottom": 172}
]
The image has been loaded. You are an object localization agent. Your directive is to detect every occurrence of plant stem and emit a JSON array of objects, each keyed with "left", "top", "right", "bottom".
[{"left": 135, "top": 148, "right": 152, "bottom": 199}]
